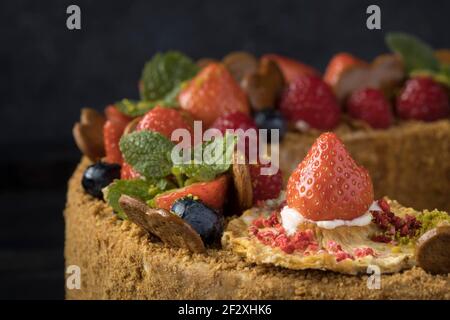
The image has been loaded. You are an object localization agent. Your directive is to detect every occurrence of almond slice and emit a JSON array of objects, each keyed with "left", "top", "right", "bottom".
[
  {"left": 223, "top": 51, "right": 258, "bottom": 83},
  {"left": 231, "top": 151, "right": 253, "bottom": 210},
  {"left": 119, "top": 195, "right": 206, "bottom": 253},
  {"left": 415, "top": 224, "right": 450, "bottom": 274},
  {"left": 73, "top": 108, "right": 106, "bottom": 161}
]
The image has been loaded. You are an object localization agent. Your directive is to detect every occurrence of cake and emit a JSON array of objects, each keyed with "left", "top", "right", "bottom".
[{"left": 66, "top": 32, "right": 450, "bottom": 300}]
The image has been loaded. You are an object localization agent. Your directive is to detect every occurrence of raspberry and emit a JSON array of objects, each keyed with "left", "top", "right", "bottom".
[
  {"left": 396, "top": 77, "right": 450, "bottom": 121},
  {"left": 249, "top": 162, "right": 283, "bottom": 203},
  {"left": 279, "top": 75, "right": 341, "bottom": 130},
  {"left": 347, "top": 88, "right": 393, "bottom": 129}
]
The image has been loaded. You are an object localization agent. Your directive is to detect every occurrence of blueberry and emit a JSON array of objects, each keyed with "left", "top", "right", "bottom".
[
  {"left": 82, "top": 162, "right": 121, "bottom": 199},
  {"left": 253, "top": 110, "right": 287, "bottom": 142},
  {"left": 171, "top": 197, "right": 224, "bottom": 245}
]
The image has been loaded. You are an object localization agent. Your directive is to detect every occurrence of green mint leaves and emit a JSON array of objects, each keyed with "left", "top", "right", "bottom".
[
  {"left": 119, "top": 131, "right": 175, "bottom": 178},
  {"left": 103, "top": 178, "right": 175, "bottom": 219},
  {"left": 140, "top": 51, "right": 199, "bottom": 102},
  {"left": 172, "top": 134, "right": 236, "bottom": 183},
  {"left": 386, "top": 32, "right": 439, "bottom": 73},
  {"left": 386, "top": 32, "right": 450, "bottom": 87},
  {"left": 115, "top": 51, "right": 198, "bottom": 117}
]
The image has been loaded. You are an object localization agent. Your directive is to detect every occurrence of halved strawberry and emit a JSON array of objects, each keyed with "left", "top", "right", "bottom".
[
  {"left": 262, "top": 54, "right": 319, "bottom": 83},
  {"left": 323, "top": 53, "right": 367, "bottom": 87},
  {"left": 136, "top": 106, "right": 194, "bottom": 140},
  {"left": 121, "top": 162, "right": 141, "bottom": 180},
  {"left": 154, "top": 175, "right": 229, "bottom": 211},
  {"left": 103, "top": 105, "right": 131, "bottom": 164},
  {"left": 286, "top": 132, "right": 374, "bottom": 221},
  {"left": 178, "top": 63, "right": 250, "bottom": 127}
]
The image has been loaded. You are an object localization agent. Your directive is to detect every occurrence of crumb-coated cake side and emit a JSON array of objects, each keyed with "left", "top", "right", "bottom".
[
  {"left": 65, "top": 158, "right": 450, "bottom": 300},
  {"left": 279, "top": 119, "right": 450, "bottom": 212}
]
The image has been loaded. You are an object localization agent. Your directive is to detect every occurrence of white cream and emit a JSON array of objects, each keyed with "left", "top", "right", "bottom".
[{"left": 280, "top": 201, "right": 382, "bottom": 234}]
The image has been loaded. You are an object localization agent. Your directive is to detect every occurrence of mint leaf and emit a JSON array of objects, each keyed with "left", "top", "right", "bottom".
[
  {"left": 386, "top": 32, "right": 439, "bottom": 73},
  {"left": 119, "top": 131, "right": 174, "bottom": 178},
  {"left": 103, "top": 179, "right": 154, "bottom": 219},
  {"left": 173, "top": 134, "right": 236, "bottom": 182},
  {"left": 140, "top": 51, "right": 199, "bottom": 102},
  {"left": 115, "top": 99, "right": 159, "bottom": 117}
]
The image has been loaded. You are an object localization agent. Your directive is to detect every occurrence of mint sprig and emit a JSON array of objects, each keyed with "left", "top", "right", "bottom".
[
  {"left": 172, "top": 134, "right": 236, "bottom": 183},
  {"left": 140, "top": 51, "right": 199, "bottom": 102},
  {"left": 386, "top": 32, "right": 439, "bottom": 73},
  {"left": 119, "top": 131, "right": 175, "bottom": 178},
  {"left": 103, "top": 178, "right": 175, "bottom": 219}
]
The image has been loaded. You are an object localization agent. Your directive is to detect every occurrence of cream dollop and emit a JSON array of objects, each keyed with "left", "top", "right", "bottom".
[{"left": 280, "top": 201, "right": 382, "bottom": 235}]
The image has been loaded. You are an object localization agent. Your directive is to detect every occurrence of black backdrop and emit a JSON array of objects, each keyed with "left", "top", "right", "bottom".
[{"left": 0, "top": 0, "right": 449, "bottom": 299}]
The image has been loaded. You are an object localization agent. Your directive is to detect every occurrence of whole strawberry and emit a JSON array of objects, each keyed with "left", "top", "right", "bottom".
[
  {"left": 396, "top": 77, "right": 450, "bottom": 121},
  {"left": 347, "top": 88, "right": 393, "bottom": 129},
  {"left": 279, "top": 75, "right": 341, "bottom": 130},
  {"left": 103, "top": 105, "right": 131, "bottom": 164},
  {"left": 249, "top": 162, "right": 283, "bottom": 203},
  {"left": 120, "top": 162, "right": 141, "bottom": 180},
  {"left": 178, "top": 63, "right": 250, "bottom": 127},
  {"left": 136, "top": 106, "right": 193, "bottom": 140},
  {"left": 287, "top": 132, "right": 374, "bottom": 221}
]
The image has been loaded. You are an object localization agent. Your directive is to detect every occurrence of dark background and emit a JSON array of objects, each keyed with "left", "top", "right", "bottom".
[{"left": 0, "top": 0, "right": 449, "bottom": 300}]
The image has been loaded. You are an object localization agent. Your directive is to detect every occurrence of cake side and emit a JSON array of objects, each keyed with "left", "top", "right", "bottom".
[
  {"left": 65, "top": 158, "right": 450, "bottom": 299},
  {"left": 279, "top": 120, "right": 450, "bottom": 212}
]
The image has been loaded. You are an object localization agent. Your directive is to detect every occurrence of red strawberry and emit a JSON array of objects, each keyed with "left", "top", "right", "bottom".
[
  {"left": 154, "top": 175, "right": 229, "bottom": 211},
  {"left": 279, "top": 75, "right": 341, "bottom": 130},
  {"left": 262, "top": 54, "right": 319, "bottom": 83},
  {"left": 211, "top": 111, "right": 257, "bottom": 133},
  {"left": 136, "top": 106, "right": 194, "bottom": 140},
  {"left": 105, "top": 105, "right": 132, "bottom": 125},
  {"left": 286, "top": 132, "right": 374, "bottom": 221},
  {"left": 121, "top": 162, "right": 141, "bottom": 180},
  {"left": 103, "top": 105, "right": 131, "bottom": 164},
  {"left": 347, "top": 88, "right": 393, "bottom": 129},
  {"left": 249, "top": 162, "right": 283, "bottom": 203},
  {"left": 178, "top": 63, "right": 250, "bottom": 128},
  {"left": 396, "top": 77, "right": 450, "bottom": 121},
  {"left": 324, "top": 53, "right": 367, "bottom": 87}
]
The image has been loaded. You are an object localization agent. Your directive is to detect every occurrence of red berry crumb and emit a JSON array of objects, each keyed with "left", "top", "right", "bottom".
[
  {"left": 396, "top": 77, "right": 450, "bottom": 121},
  {"left": 347, "top": 88, "right": 393, "bottom": 129}
]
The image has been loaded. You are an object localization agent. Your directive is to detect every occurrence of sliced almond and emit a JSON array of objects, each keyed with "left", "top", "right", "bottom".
[
  {"left": 119, "top": 195, "right": 206, "bottom": 253},
  {"left": 231, "top": 151, "right": 253, "bottom": 210},
  {"left": 241, "top": 58, "right": 285, "bottom": 111},
  {"left": 415, "top": 224, "right": 450, "bottom": 274},
  {"left": 223, "top": 51, "right": 258, "bottom": 83},
  {"left": 73, "top": 108, "right": 106, "bottom": 161},
  {"left": 334, "top": 54, "right": 404, "bottom": 101}
]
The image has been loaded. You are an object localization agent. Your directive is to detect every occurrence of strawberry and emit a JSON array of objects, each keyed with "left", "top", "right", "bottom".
[
  {"left": 286, "top": 132, "right": 374, "bottom": 221},
  {"left": 249, "top": 162, "right": 283, "bottom": 203},
  {"left": 178, "top": 63, "right": 250, "bottom": 128},
  {"left": 211, "top": 111, "right": 257, "bottom": 133},
  {"left": 136, "top": 106, "right": 194, "bottom": 140},
  {"left": 262, "top": 54, "right": 319, "bottom": 83},
  {"left": 347, "top": 88, "right": 393, "bottom": 129},
  {"left": 120, "top": 162, "right": 141, "bottom": 180},
  {"left": 103, "top": 105, "right": 131, "bottom": 164},
  {"left": 154, "top": 175, "right": 229, "bottom": 211},
  {"left": 105, "top": 105, "right": 132, "bottom": 125},
  {"left": 279, "top": 75, "right": 341, "bottom": 130},
  {"left": 396, "top": 77, "right": 450, "bottom": 121},
  {"left": 324, "top": 53, "right": 367, "bottom": 87}
]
